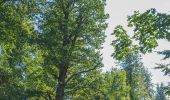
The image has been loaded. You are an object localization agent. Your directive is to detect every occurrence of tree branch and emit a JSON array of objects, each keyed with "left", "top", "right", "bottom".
[
  {"left": 52, "top": 73, "right": 59, "bottom": 80},
  {"left": 65, "top": 79, "right": 96, "bottom": 93},
  {"left": 65, "top": 63, "right": 100, "bottom": 84}
]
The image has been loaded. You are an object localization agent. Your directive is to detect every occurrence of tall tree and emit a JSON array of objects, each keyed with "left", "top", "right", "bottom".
[
  {"left": 112, "top": 24, "right": 154, "bottom": 99},
  {"left": 129, "top": 9, "right": 170, "bottom": 95},
  {"left": 0, "top": 0, "right": 107, "bottom": 99},
  {"left": 38, "top": 0, "right": 108, "bottom": 99},
  {"left": 155, "top": 83, "right": 167, "bottom": 100},
  {"left": 112, "top": 8, "right": 170, "bottom": 96},
  {"left": 0, "top": 1, "right": 58, "bottom": 99},
  {"left": 118, "top": 53, "right": 154, "bottom": 100},
  {"left": 0, "top": 1, "right": 39, "bottom": 98}
]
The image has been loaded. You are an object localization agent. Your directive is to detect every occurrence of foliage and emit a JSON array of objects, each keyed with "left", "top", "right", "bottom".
[
  {"left": 2, "top": 1, "right": 168, "bottom": 99},
  {"left": 155, "top": 83, "right": 167, "bottom": 100},
  {"left": 118, "top": 53, "right": 154, "bottom": 100},
  {"left": 112, "top": 8, "right": 170, "bottom": 96},
  {"left": 112, "top": 25, "right": 138, "bottom": 60},
  {"left": 127, "top": 9, "right": 170, "bottom": 53},
  {"left": 38, "top": 0, "right": 108, "bottom": 99},
  {"left": 0, "top": 0, "right": 108, "bottom": 99},
  {"left": 67, "top": 68, "right": 130, "bottom": 100},
  {"left": 0, "top": 1, "right": 40, "bottom": 98},
  {"left": 103, "top": 69, "right": 130, "bottom": 100}
]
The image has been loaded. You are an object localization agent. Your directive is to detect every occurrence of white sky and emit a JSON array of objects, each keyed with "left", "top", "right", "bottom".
[{"left": 102, "top": 0, "right": 170, "bottom": 85}]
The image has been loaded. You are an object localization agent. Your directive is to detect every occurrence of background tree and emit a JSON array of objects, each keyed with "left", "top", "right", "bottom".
[
  {"left": 117, "top": 53, "right": 154, "bottom": 100},
  {"left": 103, "top": 69, "right": 130, "bottom": 100},
  {"left": 0, "top": 1, "right": 58, "bottom": 99},
  {"left": 66, "top": 68, "right": 130, "bottom": 100},
  {"left": 129, "top": 9, "right": 170, "bottom": 95},
  {"left": 112, "top": 24, "right": 154, "bottom": 99},
  {"left": 155, "top": 83, "right": 167, "bottom": 100},
  {"left": 66, "top": 69, "right": 106, "bottom": 100},
  {"left": 0, "top": 1, "right": 41, "bottom": 99},
  {"left": 112, "top": 8, "right": 170, "bottom": 96}
]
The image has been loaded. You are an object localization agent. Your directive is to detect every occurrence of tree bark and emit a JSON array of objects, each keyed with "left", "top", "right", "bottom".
[{"left": 55, "top": 66, "right": 67, "bottom": 100}]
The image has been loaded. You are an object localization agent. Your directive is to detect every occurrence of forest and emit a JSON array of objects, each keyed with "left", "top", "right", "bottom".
[{"left": 0, "top": 0, "right": 170, "bottom": 100}]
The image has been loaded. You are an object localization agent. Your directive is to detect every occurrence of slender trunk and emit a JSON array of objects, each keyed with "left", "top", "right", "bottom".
[
  {"left": 56, "top": 66, "right": 67, "bottom": 100},
  {"left": 129, "top": 67, "right": 133, "bottom": 100},
  {"left": 56, "top": 82, "right": 65, "bottom": 100}
]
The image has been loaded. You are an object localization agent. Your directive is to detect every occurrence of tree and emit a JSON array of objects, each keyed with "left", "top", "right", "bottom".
[
  {"left": 155, "top": 83, "right": 167, "bottom": 100},
  {"left": 66, "top": 68, "right": 130, "bottom": 100},
  {"left": 112, "top": 8, "right": 170, "bottom": 96},
  {"left": 0, "top": 1, "right": 40, "bottom": 99},
  {"left": 0, "top": 1, "right": 55, "bottom": 99},
  {"left": 0, "top": 0, "right": 108, "bottom": 99},
  {"left": 129, "top": 9, "right": 170, "bottom": 95},
  {"left": 112, "top": 21, "right": 154, "bottom": 100},
  {"left": 66, "top": 69, "right": 106, "bottom": 100},
  {"left": 37, "top": 0, "right": 108, "bottom": 99},
  {"left": 103, "top": 69, "right": 130, "bottom": 100},
  {"left": 116, "top": 53, "right": 154, "bottom": 100}
]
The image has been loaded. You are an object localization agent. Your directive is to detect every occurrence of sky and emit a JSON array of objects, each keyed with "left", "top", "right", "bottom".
[{"left": 102, "top": 0, "right": 170, "bottom": 85}]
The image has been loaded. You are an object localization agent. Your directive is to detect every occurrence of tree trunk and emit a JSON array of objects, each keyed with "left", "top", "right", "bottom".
[
  {"left": 56, "top": 66, "right": 67, "bottom": 100},
  {"left": 129, "top": 67, "right": 133, "bottom": 100},
  {"left": 56, "top": 82, "right": 65, "bottom": 100}
]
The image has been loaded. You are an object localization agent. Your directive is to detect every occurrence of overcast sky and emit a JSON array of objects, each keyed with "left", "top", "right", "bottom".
[{"left": 102, "top": 0, "right": 170, "bottom": 85}]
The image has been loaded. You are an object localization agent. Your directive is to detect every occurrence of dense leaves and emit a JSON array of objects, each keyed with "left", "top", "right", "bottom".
[
  {"left": 1, "top": 1, "right": 169, "bottom": 99},
  {"left": 66, "top": 69, "right": 130, "bottom": 100},
  {"left": 38, "top": 0, "right": 108, "bottom": 99},
  {"left": 0, "top": 0, "right": 108, "bottom": 99}
]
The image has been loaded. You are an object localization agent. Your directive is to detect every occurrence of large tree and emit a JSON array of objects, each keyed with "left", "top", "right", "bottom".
[
  {"left": 38, "top": 0, "right": 108, "bottom": 99},
  {"left": 0, "top": 0, "right": 108, "bottom": 99}
]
